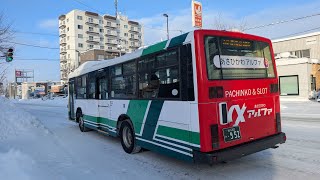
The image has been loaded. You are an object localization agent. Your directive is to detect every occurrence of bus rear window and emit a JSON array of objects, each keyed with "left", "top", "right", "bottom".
[{"left": 204, "top": 36, "right": 275, "bottom": 80}]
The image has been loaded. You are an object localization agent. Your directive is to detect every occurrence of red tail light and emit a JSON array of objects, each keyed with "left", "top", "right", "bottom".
[
  {"left": 211, "top": 124, "right": 219, "bottom": 149},
  {"left": 276, "top": 113, "right": 281, "bottom": 132}
]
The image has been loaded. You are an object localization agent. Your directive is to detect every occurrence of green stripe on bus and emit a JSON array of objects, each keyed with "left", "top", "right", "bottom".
[
  {"left": 83, "top": 115, "right": 116, "bottom": 128},
  {"left": 142, "top": 40, "right": 168, "bottom": 56},
  {"left": 156, "top": 125, "right": 200, "bottom": 145},
  {"left": 83, "top": 115, "right": 98, "bottom": 122},
  {"left": 126, "top": 100, "right": 149, "bottom": 133},
  {"left": 167, "top": 33, "right": 188, "bottom": 48},
  {"left": 99, "top": 117, "right": 117, "bottom": 128}
]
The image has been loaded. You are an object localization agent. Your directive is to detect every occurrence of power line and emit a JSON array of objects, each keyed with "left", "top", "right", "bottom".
[
  {"left": 5, "top": 41, "right": 59, "bottom": 49},
  {"left": 271, "top": 26, "right": 320, "bottom": 40},
  {"left": 245, "top": 12, "right": 320, "bottom": 31},
  {"left": 72, "top": 0, "right": 104, "bottom": 14}
]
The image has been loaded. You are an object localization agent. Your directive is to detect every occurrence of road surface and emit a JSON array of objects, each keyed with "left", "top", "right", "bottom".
[{"left": 12, "top": 101, "right": 320, "bottom": 180}]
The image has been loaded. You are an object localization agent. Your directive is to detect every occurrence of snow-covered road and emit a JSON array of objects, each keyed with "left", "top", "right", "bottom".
[{"left": 2, "top": 100, "right": 319, "bottom": 180}]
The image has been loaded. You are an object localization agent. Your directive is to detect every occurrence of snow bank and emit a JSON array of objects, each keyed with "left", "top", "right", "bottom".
[
  {"left": 0, "top": 149, "right": 35, "bottom": 180},
  {"left": 0, "top": 97, "right": 45, "bottom": 139},
  {"left": 18, "top": 96, "right": 68, "bottom": 107}
]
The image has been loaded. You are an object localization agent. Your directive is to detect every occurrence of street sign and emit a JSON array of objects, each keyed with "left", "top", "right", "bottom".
[
  {"left": 192, "top": 0, "right": 202, "bottom": 28},
  {"left": 15, "top": 70, "right": 22, "bottom": 77}
]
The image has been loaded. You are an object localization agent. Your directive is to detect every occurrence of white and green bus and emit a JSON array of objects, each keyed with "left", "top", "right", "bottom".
[{"left": 68, "top": 30, "right": 286, "bottom": 164}]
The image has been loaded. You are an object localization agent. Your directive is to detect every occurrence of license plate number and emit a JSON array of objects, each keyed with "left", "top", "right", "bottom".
[{"left": 223, "top": 126, "right": 241, "bottom": 142}]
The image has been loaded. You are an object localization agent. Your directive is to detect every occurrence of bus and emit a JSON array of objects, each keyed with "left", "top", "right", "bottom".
[{"left": 68, "top": 29, "right": 286, "bottom": 164}]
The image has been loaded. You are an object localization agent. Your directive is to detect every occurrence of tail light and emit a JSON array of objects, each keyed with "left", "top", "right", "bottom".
[
  {"left": 276, "top": 113, "right": 281, "bottom": 132},
  {"left": 270, "top": 83, "right": 279, "bottom": 93},
  {"left": 209, "top": 86, "right": 224, "bottom": 99},
  {"left": 211, "top": 124, "right": 219, "bottom": 149}
]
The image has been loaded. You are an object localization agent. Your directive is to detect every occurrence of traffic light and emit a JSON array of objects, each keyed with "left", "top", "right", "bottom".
[{"left": 6, "top": 48, "right": 13, "bottom": 62}]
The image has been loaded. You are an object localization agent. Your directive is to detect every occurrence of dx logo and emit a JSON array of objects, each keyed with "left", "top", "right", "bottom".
[{"left": 219, "top": 102, "right": 247, "bottom": 126}]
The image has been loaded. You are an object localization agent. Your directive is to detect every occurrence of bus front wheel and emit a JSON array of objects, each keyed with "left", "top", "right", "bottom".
[{"left": 120, "top": 120, "right": 141, "bottom": 154}]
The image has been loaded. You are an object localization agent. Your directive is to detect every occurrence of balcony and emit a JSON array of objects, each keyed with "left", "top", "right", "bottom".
[
  {"left": 85, "top": 20, "right": 98, "bottom": 26},
  {"left": 60, "top": 48, "right": 67, "bottom": 54},
  {"left": 86, "top": 40, "right": 100, "bottom": 44},
  {"left": 129, "top": 37, "right": 140, "bottom": 42},
  {"left": 105, "top": 32, "right": 117, "bottom": 37},
  {"left": 104, "top": 23, "right": 117, "bottom": 29},
  {"left": 129, "top": 28, "right": 140, "bottom": 33},
  {"left": 60, "top": 58, "right": 67, "bottom": 63},
  {"left": 86, "top": 31, "right": 100, "bottom": 36},
  {"left": 59, "top": 21, "right": 66, "bottom": 29},
  {"left": 59, "top": 30, "right": 66, "bottom": 37},
  {"left": 60, "top": 38, "right": 67, "bottom": 46},
  {"left": 105, "top": 41, "right": 118, "bottom": 45}
]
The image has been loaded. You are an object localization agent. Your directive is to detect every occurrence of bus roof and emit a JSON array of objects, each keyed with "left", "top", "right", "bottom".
[
  {"left": 68, "top": 29, "right": 270, "bottom": 79},
  {"left": 68, "top": 31, "right": 194, "bottom": 79}
]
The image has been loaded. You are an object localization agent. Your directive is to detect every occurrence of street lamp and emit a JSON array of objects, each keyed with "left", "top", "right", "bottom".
[{"left": 163, "top": 13, "right": 169, "bottom": 40}]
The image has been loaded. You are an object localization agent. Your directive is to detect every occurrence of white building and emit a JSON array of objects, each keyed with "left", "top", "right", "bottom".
[{"left": 59, "top": 10, "right": 144, "bottom": 82}]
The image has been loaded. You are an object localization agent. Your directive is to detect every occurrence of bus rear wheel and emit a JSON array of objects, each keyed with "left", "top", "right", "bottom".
[
  {"left": 78, "top": 115, "right": 89, "bottom": 132},
  {"left": 120, "top": 121, "right": 141, "bottom": 154}
]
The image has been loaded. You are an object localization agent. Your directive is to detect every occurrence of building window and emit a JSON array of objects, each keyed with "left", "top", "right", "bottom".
[
  {"left": 78, "top": 34, "right": 83, "bottom": 38},
  {"left": 67, "top": 45, "right": 70, "bottom": 49},
  {"left": 77, "top": 16, "right": 83, "bottom": 20},
  {"left": 131, "top": 27, "right": 134, "bottom": 31},
  {"left": 124, "top": 33, "right": 128, "bottom": 37},
  {"left": 89, "top": 27, "right": 94, "bottom": 31},
  {"left": 67, "top": 36, "right": 70, "bottom": 40},
  {"left": 66, "top": 18, "right": 69, "bottom": 22},
  {"left": 131, "top": 34, "right": 134, "bottom": 38},
  {"left": 290, "top": 49, "right": 311, "bottom": 58},
  {"left": 68, "top": 54, "right": 70, "bottom": 59},
  {"left": 78, "top": 43, "right": 83, "bottom": 48},
  {"left": 78, "top": 25, "right": 83, "bottom": 29},
  {"left": 108, "top": 47, "right": 112, "bottom": 50},
  {"left": 107, "top": 22, "right": 111, "bottom": 26},
  {"left": 89, "top": 36, "right": 94, "bottom": 41},
  {"left": 67, "top": 27, "right": 69, "bottom": 31},
  {"left": 100, "top": 29, "right": 104, "bottom": 33},
  {"left": 98, "top": 55, "right": 104, "bottom": 60},
  {"left": 124, "top": 25, "right": 128, "bottom": 28},
  {"left": 107, "top": 30, "right": 111, "bottom": 34},
  {"left": 99, "top": 20, "right": 103, "bottom": 24},
  {"left": 100, "top": 37, "right": 104, "bottom": 41},
  {"left": 89, "top": 44, "right": 94, "bottom": 49},
  {"left": 100, "top": 46, "right": 104, "bottom": 50},
  {"left": 138, "top": 27, "right": 141, "bottom": 31},
  {"left": 279, "top": 75, "right": 299, "bottom": 96},
  {"left": 88, "top": 17, "right": 93, "bottom": 23}
]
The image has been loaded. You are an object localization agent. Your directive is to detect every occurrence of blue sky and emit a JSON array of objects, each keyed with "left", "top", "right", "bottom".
[{"left": 1, "top": 0, "right": 320, "bottom": 82}]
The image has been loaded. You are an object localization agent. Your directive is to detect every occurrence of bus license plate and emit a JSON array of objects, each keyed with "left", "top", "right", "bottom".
[{"left": 223, "top": 126, "right": 241, "bottom": 142}]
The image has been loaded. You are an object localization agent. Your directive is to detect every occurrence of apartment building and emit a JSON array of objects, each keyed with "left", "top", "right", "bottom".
[
  {"left": 59, "top": 10, "right": 144, "bottom": 82},
  {"left": 272, "top": 32, "right": 320, "bottom": 99}
]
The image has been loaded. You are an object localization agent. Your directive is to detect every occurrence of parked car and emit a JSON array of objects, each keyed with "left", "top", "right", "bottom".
[{"left": 30, "top": 90, "right": 45, "bottom": 98}]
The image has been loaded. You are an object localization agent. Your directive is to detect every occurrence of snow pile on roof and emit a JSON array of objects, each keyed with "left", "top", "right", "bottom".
[{"left": 0, "top": 96, "right": 46, "bottom": 139}]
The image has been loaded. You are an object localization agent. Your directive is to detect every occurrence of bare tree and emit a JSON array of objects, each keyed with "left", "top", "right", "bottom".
[
  {"left": 213, "top": 13, "right": 248, "bottom": 32},
  {"left": 0, "top": 12, "right": 14, "bottom": 95}
]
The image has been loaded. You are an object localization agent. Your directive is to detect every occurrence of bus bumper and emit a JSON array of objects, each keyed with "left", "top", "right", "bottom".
[{"left": 193, "top": 133, "right": 286, "bottom": 164}]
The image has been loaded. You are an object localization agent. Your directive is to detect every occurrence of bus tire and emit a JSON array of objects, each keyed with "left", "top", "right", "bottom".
[
  {"left": 120, "top": 120, "right": 141, "bottom": 154},
  {"left": 78, "top": 113, "right": 89, "bottom": 132}
]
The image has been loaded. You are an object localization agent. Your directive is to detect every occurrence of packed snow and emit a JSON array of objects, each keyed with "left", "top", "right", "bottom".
[{"left": 1, "top": 97, "right": 320, "bottom": 180}]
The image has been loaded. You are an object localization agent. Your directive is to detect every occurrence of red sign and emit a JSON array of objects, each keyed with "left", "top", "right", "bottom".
[
  {"left": 15, "top": 71, "right": 22, "bottom": 77},
  {"left": 192, "top": 1, "right": 202, "bottom": 28}
]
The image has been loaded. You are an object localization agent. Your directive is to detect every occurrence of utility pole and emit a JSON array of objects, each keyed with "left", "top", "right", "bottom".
[
  {"left": 115, "top": 0, "right": 118, "bottom": 18},
  {"left": 163, "top": 14, "right": 169, "bottom": 40}
]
